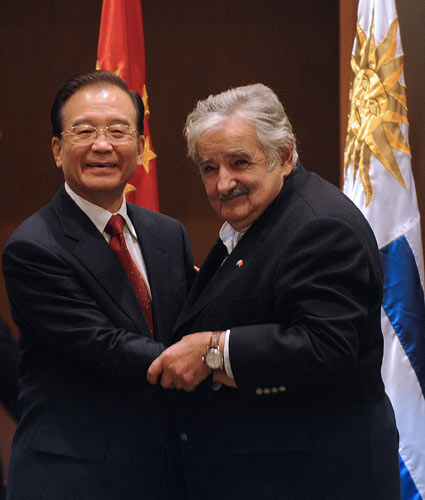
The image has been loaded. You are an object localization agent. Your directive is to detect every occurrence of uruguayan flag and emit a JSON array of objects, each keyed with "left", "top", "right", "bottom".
[{"left": 343, "top": 0, "right": 425, "bottom": 498}]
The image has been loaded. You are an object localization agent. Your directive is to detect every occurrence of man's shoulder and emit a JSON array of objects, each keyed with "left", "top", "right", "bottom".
[
  {"left": 283, "top": 165, "right": 379, "bottom": 253},
  {"left": 6, "top": 203, "right": 56, "bottom": 245},
  {"left": 292, "top": 165, "right": 340, "bottom": 200},
  {"left": 3, "top": 187, "right": 78, "bottom": 255},
  {"left": 291, "top": 165, "right": 365, "bottom": 220}
]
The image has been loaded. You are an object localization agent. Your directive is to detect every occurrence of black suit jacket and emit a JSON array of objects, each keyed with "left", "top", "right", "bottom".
[
  {"left": 172, "top": 164, "right": 400, "bottom": 500},
  {"left": 0, "top": 318, "right": 19, "bottom": 500},
  {"left": 2, "top": 186, "right": 195, "bottom": 500},
  {"left": 0, "top": 318, "right": 19, "bottom": 420}
]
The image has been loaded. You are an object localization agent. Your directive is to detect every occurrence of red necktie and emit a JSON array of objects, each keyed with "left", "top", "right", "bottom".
[{"left": 105, "top": 215, "right": 154, "bottom": 337}]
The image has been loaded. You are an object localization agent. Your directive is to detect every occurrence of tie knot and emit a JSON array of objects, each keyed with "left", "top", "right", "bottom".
[{"left": 105, "top": 214, "right": 125, "bottom": 237}]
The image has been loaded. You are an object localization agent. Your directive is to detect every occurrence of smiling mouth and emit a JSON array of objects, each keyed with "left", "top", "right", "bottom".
[{"left": 86, "top": 162, "right": 117, "bottom": 168}]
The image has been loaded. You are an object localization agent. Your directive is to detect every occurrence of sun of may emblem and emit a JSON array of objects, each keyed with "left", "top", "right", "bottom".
[{"left": 344, "top": 15, "right": 410, "bottom": 206}]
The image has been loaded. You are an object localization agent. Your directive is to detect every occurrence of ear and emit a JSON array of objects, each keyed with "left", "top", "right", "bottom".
[
  {"left": 137, "top": 135, "right": 146, "bottom": 165},
  {"left": 280, "top": 147, "right": 294, "bottom": 178},
  {"left": 52, "top": 137, "right": 63, "bottom": 168}
]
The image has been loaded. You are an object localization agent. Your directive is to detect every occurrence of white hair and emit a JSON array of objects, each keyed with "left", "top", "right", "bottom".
[{"left": 184, "top": 83, "right": 298, "bottom": 169}]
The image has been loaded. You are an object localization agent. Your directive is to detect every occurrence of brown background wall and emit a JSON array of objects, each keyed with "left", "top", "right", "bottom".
[
  {"left": 1, "top": 0, "right": 343, "bottom": 327},
  {"left": 0, "top": 0, "right": 423, "bottom": 478}
]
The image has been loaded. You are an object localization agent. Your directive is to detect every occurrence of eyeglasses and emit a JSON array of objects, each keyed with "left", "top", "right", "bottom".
[{"left": 61, "top": 124, "right": 138, "bottom": 145}]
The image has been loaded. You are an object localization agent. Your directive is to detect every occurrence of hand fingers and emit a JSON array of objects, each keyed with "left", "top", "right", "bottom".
[
  {"left": 147, "top": 357, "right": 162, "bottom": 384},
  {"left": 160, "top": 371, "right": 177, "bottom": 389}
]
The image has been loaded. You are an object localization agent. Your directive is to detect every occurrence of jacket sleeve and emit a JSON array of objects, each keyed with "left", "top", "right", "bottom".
[
  {"left": 228, "top": 217, "right": 381, "bottom": 398},
  {"left": 2, "top": 236, "right": 166, "bottom": 382}
]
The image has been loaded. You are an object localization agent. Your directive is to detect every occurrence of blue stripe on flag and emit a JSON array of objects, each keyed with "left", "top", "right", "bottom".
[
  {"left": 399, "top": 454, "right": 422, "bottom": 500},
  {"left": 380, "top": 235, "right": 425, "bottom": 398}
]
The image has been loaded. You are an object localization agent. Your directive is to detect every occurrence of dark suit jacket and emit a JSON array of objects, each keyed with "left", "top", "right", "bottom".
[
  {"left": 0, "top": 318, "right": 19, "bottom": 420},
  {"left": 0, "top": 318, "right": 19, "bottom": 500},
  {"left": 171, "top": 164, "right": 400, "bottom": 500},
  {"left": 2, "top": 186, "right": 195, "bottom": 500}
]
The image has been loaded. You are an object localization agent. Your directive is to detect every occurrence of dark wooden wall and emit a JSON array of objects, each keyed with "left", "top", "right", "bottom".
[
  {"left": 0, "top": 0, "right": 423, "bottom": 479},
  {"left": 143, "top": 0, "right": 340, "bottom": 264},
  {"left": 395, "top": 0, "right": 425, "bottom": 228},
  {"left": 0, "top": 0, "right": 342, "bottom": 327}
]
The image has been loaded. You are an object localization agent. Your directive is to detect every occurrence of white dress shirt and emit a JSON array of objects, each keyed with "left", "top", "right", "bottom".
[
  {"left": 64, "top": 183, "right": 151, "bottom": 296},
  {"left": 219, "top": 221, "right": 251, "bottom": 380}
]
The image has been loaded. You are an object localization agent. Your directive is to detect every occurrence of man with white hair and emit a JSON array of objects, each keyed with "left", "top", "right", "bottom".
[{"left": 148, "top": 83, "right": 401, "bottom": 500}]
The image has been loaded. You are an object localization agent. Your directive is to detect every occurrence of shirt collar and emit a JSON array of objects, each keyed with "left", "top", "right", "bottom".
[
  {"left": 64, "top": 183, "right": 138, "bottom": 238},
  {"left": 219, "top": 221, "right": 251, "bottom": 255}
]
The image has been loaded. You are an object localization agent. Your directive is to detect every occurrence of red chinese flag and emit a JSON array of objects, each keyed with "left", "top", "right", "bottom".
[{"left": 97, "top": 0, "right": 159, "bottom": 211}]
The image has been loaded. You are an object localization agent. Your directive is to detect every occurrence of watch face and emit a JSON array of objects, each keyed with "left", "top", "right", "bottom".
[{"left": 205, "top": 348, "right": 223, "bottom": 370}]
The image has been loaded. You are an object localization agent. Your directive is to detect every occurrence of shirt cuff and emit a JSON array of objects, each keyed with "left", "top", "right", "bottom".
[{"left": 224, "top": 329, "right": 235, "bottom": 380}]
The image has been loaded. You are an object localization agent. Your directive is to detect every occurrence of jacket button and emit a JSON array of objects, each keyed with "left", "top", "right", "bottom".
[
  {"left": 255, "top": 388, "right": 263, "bottom": 395},
  {"left": 179, "top": 432, "right": 188, "bottom": 442},
  {"left": 263, "top": 388, "right": 271, "bottom": 394},
  {"left": 278, "top": 385, "right": 287, "bottom": 392},
  {"left": 271, "top": 387, "right": 278, "bottom": 393}
]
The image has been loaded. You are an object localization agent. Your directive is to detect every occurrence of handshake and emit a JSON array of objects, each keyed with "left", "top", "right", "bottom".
[{"left": 147, "top": 330, "right": 236, "bottom": 391}]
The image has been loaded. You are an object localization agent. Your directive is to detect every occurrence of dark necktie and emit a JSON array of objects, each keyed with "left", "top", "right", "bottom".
[{"left": 105, "top": 215, "right": 154, "bottom": 337}]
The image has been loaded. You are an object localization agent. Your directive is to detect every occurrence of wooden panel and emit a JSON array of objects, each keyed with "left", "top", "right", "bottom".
[
  {"left": 339, "top": 0, "right": 358, "bottom": 185},
  {"left": 396, "top": 0, "right": 425, "bottom": 246},
  {"left": 142, "top": 0, "right": 340, "bottom": 263},
  {"left": 0, "top": 0, "right": 340, "bottom": 276}
]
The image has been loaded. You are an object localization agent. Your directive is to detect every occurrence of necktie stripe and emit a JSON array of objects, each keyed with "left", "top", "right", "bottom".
[{"left": 105, "top": 215, "right": 154, "bottom": 337}]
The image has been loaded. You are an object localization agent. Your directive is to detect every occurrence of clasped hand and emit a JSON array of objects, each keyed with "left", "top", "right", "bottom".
[{"left": 147, "top": 331, "right": 237, "bottom": 392}]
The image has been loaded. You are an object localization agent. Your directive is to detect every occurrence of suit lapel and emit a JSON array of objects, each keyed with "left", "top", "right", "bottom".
[
  {"left": 52, "top": 187, "right": 151, "bottom": 337},
  {"left": 173, "top": 223, "right": 266, "bottom": 335},
  {"left": 173, "top": 164, "right": 303, "bottom": 336},
  {"left": 173, "top": 239, "right": 227, "bottom": 331},
  {"left": 187, "top": 239, "right": 228, "bottom": 305}
]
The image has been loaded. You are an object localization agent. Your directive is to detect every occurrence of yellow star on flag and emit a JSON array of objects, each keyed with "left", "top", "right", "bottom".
[
  {"left": 141, "top": 136, "right": 157, "bottom": 173},
  {"left": 142, "top": 85, "right": 150, "bottom": 116}
]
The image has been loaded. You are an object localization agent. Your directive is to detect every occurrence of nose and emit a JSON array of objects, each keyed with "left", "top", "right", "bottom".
[
  {"left": 217, "top": 166, "right": 237, "bottom": 194},
  {"left": 91, "top": 131, "right": 113, "bottom": 152}
]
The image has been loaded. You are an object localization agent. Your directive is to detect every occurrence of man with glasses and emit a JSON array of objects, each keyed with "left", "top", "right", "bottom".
[{"left": 2, "top": 70, "right": 194, "bottom": 500}]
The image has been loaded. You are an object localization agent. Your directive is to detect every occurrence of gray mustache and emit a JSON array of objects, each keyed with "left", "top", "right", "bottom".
[{"left": 218, "top": 187, "right": 249, "bottom": 201}]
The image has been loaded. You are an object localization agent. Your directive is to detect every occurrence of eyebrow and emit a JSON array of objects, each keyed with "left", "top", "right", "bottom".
[
  {"left": 197, "top": 157, "right": 213, "bottom": 167},
  {"left": 70, "top": 118, "right": 132, "bottom": 127},
  {"left": 197, "top": 150, "right": 252, "bottom": 166},
  {"left": 228, "top": 150, "right": 252, "bottom": 160}
]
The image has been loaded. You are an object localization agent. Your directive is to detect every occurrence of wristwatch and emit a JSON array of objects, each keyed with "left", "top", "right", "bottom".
[{"left": 202, "top": 331, "right": 224, "bottom": 370}]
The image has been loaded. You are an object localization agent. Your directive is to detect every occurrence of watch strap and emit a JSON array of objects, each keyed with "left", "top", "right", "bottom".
[{"left": 209, "top": 330, "right": 222, "bottom": 349}]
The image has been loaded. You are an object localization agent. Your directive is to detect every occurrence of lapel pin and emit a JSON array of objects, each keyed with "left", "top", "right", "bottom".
[{"left": 236, "top": 259, "right": 244, "bottom": 268}]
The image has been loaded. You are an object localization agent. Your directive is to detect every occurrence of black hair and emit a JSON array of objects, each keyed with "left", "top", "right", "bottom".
[{"left": 50, "top": 70, "right": 144, "bottom": 137}]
